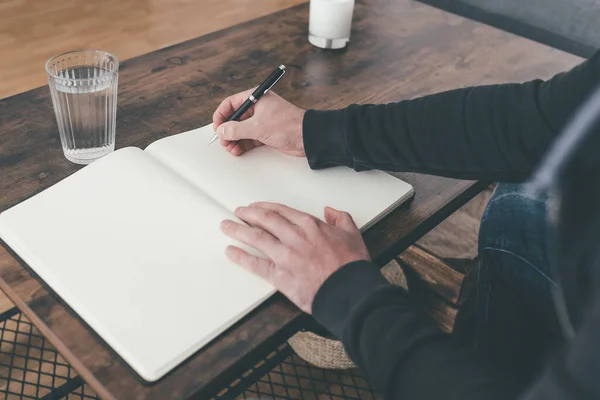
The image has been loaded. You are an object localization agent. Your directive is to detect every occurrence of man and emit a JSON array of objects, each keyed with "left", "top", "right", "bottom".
[{"left": 213, "top": 51, "right": 600, "bottom": 399}]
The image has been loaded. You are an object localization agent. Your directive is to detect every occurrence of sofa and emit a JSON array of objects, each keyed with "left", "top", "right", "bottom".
[{"left": 417, "top": 0, "right": 600, "bottom": 58}]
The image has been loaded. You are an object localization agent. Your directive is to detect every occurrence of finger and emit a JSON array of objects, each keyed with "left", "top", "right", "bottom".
[
  {"left": 324, "top": 206, "right": 339, "bottom": 225},
  {"left": 220, "top": 219, "right": 285, "bottom": 258},
  {"left": 324, "top": 206, "right": 360, "bottom": 233},
  {"left": 226, "top": 246, "right": 298, "bottom": 299},
  {"left": 229, "top": 140, "right": 263, "bottom": 157},
  {"left": 230, "top": 144, "right": 242, "bottom": 157},
  {"left": 212, "top": 89, "right": 254, "bottom": 129},
  {"left": 235, "top": 206, "right": 300, "bottom": 244},
  {"left": 219, "top": 136, "right": 230, "bottom": 147},
  {"left": 249, "top": 202, "right": 316, "bottom": 227},
  {"left": 217, "top": 119, "right": 261, "bottom": 143},
  {"left": 225, "top": 245, "right": 276, "bottom": 281},
  {"left": 213, "top": 99, "right": 238, "bottom": 129}
]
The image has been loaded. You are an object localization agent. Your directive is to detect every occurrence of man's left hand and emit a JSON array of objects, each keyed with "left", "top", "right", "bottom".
[{"left": 220, "top": 202, "right": 370, "bottom": 314}]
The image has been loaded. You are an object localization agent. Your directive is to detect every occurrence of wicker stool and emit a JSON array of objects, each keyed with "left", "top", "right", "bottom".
[{"left": 288, "top": 261, "right": 408, "bottom": 369}]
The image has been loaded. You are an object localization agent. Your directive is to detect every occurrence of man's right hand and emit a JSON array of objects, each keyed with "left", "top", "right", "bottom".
[{"left": 212, "top": 90, "right": 306, "bottom": 157}]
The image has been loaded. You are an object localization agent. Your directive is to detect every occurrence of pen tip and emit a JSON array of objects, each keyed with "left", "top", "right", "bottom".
[{"left": 208, "top": 135, "right": 218, "bottom": 145}]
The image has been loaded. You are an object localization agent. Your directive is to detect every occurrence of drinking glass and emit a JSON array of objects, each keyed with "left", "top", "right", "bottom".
[
  {"left": 309, "top": 0, "right": 355, "bottom": 49},
  {"left": 46, "top": 50, "right": 119, "bottom": 164}
]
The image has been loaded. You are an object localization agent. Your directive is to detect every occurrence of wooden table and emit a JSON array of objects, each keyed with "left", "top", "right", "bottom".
[{"left": 0, "top": 0, "right": 580, "bottom": 398}]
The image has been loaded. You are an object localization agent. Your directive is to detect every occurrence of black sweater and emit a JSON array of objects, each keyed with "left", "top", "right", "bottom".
[{"left": 303, "top": 51, "right": 600, "bottom": 399}]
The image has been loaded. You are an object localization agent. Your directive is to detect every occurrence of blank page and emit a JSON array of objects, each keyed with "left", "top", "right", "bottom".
[
  {"left": 146, "top": 125, "right": 413, "bottom": 229},
  {"left": 0, "top": 148, "right": 274, "bottom": 382}
]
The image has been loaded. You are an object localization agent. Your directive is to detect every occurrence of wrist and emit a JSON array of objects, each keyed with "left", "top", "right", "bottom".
[
  {"left": 312, "top": 260, "right": 392, "bottom": 338},
  {"left": 296, "top": 109, "right": 306, "bottom": 154}
]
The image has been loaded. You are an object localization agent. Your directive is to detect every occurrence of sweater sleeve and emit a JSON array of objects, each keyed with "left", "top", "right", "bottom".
[
  {"left": 311, "top": 261, "right": 514, "bottom": 400},
  {"left": 303, "top": 51, "right": 600, "bottom": 182},
  {"left": 311, "top": 262, "right": 600, "bottom": 400}
]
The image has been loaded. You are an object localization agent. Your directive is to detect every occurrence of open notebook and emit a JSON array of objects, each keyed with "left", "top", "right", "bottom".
[{"left": 0, "top": 124, "right": 413, "bottom": 382}]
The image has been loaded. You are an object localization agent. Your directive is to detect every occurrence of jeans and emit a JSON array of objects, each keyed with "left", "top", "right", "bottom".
[{"left": 474, "top": 183, "right": 564, "bottom": 388}]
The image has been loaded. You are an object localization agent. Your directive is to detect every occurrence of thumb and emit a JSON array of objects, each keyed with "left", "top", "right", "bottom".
[
  {"left": 324, "top": 207, "right": 359, "bottom": 233},
  {"left": 217, "top": 120, "right": 260, "bottom": 142}
]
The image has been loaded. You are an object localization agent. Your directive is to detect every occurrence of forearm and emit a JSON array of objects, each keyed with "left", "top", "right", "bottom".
[
  {"left": 304, "top": 83, "right": 550, "bottom": 182},
  {"left": 312, "top": 261, "right": 514, "bottom": 400},
  {"left": 303, "top": 51, "right": 599, "bottom": 181}
]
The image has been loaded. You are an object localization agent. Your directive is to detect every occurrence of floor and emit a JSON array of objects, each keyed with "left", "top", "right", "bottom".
[
  {"left": 0, "top": 0, "right": 490, "bottom": 397},
  {"left": 0, "top": 0, "right": 306, "bottom": 100}
]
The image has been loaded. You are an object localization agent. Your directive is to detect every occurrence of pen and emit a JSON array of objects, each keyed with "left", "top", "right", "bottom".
[{"left": 209, "top": 64, "right": 286, "bottom": 144}]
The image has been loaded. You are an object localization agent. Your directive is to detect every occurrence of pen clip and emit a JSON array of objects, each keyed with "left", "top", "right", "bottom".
[{"left": 263, "top": 69, "right": 286, "bottom": 95}]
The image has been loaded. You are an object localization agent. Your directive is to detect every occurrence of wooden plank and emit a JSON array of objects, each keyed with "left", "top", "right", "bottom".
[
  {"left": 398, "top": 245, "right": 466, "bottom": 305},
  {"left": 417, "top": 290, "right": 459, "bottom": 334},
  {"left": 0, "top": 0, "right": 581, "bottom": 398},
  {"left": 399, "top": 254, "right": 460, "bottom": 333}
]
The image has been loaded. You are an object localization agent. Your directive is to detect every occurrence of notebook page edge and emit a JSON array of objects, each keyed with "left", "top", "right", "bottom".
[
  {"left": 359, "top": 185, "right": 415, "bottom": 232},
  {"left": 149, "top": 287, "right": 277, "bottom": 381}
]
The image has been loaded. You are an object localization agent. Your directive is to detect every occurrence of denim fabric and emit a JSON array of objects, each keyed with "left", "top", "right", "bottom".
[{"left": 475, "top": 183, "right": 564, "bottom": 388}]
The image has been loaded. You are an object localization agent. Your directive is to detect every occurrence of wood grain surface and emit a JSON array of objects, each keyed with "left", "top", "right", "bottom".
[
  {"left": 398, "top": 245, "right": 468, "bottom": 305},
  {"left": 0, "top": 0, "right": 581, "bottom": 398}
]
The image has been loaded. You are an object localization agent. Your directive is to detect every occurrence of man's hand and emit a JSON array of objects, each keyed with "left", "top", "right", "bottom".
[
  {"left": 220, "top": 203, "right": 370, "bottom": 314},
  {"left": 212, "top": 90, "right": 306, "bottom": 157}
]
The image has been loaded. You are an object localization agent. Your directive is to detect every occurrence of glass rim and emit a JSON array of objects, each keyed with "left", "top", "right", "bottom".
[{"left": 45, "top": 49, "right": 119, "bottom": 81}]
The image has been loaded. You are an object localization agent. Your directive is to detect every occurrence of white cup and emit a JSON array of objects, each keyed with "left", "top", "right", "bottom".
[{"left": 308, "top": 0, "right": 355, "bottom": 50}]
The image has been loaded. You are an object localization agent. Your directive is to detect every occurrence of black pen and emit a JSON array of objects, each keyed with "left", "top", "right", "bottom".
[{"left": 209, "top": 64, "right": 286, "bottom": 144}]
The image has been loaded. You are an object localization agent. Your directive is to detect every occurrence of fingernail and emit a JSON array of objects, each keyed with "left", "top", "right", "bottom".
[
  {"left": 217, "top": 125, "right": 225, "bottom": 135},
  {"left": 235, "top": 206, "right": 245, "bottom": 214},
  {"left": 220, "top": 220, "right": 230, "bottom": 230}
]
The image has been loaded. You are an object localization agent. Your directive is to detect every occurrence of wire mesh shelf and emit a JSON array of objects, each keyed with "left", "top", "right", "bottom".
[
  {"left": 0, "top": 306, "right": 379, "bottom": 400},
  {"left": 212, "top": 342, "right": 381, "bottom": 400},
  {"left": 0, "top": 307, "right": 99, "bottom": 400}
]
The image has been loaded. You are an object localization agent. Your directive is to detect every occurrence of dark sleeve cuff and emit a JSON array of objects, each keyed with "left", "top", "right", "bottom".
[
  {"left": 312, "top": 260, "right": 393, "bottom": 339},
  {"left": 302, "top": 109, "right": 353, "bottom": 169}
]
